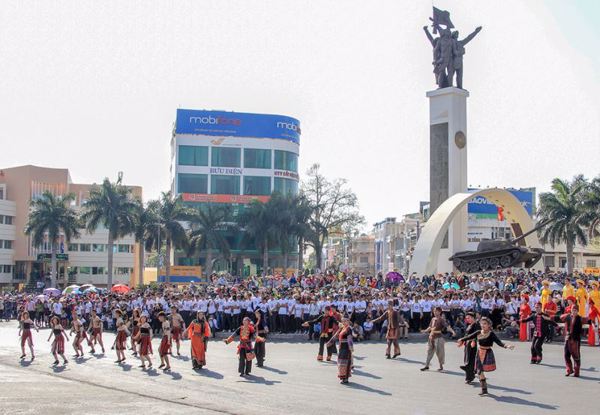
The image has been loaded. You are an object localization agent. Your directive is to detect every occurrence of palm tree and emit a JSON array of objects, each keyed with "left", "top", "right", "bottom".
[
  {"left": 579, "top": 176, "right": 600, "bottom": 240},
  {"left": 155, "top": 191, "right": 188, "bottom": 282},
  {"left": 537, "top": 177, "right": 588, "bottom": 274},
  {"left": 25, "top": 191, "right": 80, "bottom": 288},
  {"left": 81, "top": 177, "right": 138, "bottom": 288},
  {"left": 239, "top": 199, "right": 277, "bottom": 275},
  {"left": 187, "top": 204, "right": 236, "bottom": 275},
  {"left": 132, "top": 200, "right": 159, "bottom": 287},
  {"left": 291, "top": 194, "right": 315, "bottom": 272}
]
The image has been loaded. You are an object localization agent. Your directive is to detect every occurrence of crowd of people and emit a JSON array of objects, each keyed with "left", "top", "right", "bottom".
[{"left": 1, "top": 268, "right": 599, "bottom": 395}]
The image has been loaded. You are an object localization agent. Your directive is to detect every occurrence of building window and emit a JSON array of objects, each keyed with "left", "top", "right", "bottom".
[
  {"left": 118, "top": 244, "right": 131, "bottom": 253},
  {"left": 244, "top": 176, "right": 271, "bottom": 196},
  {"left": 91, "top": 267, "right": 105, "bottom": 275},
  {"left": 178, "top": 145, "right": 209, "bottom": 166},
  {"left": 274, "top": 150, "right": 298, "bottom": 172},
  {"left": 92, "top": 244, "right": 105, "bottom": 252},
  {"left": 0, "top": 188, "right": 3, "bottom": 200},
  {"left": 2, "top": 265, "right": 12, "bottom": 273},
  {"left": 4, "top": 216, "right": 13, "bottom": 225},
  {"left": 274, "top": 178, "right": 298, "bottom": 195},
  {"left": 178, "top": 173, "right": 208, "bottom": 194},
  {"left": 211, "top": 175, "right": 240, "bottom": 195},
  {"left": 68, "top": 244, "right": 79, "bottom": 252},
  {"left": 586, "top": 259, "right": 597, "bottom": 268},
  {"left": 360, "top": 256, "right": 369, "bottom": 263},
  {"left": 79, "top": 267, "right": 91, "bottom": 275},
  {"left": 559, "top": 257, "right": 567, "bottom": 268},
  {"left": 244, "top": 149, "right": 271, "bottom": 169},
  {"left": 211, "top": 147, "right": 241, "bottom": 167},
  {"left": 79, "top": 243, "right": 91, "bottom": 252},
  {"left": 115, "top": 267, "right": 132, "bottom": 275},
  {"left": 2, "top": 240, "right": 13, "bottom": 249}
]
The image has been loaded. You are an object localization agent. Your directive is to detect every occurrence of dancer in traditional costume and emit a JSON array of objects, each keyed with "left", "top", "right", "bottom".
[
  {"left": 327, "top": 317, "right": 353, "bottom": 384},
  {"left": 253, "top": 309, "right": 268, "bottom": 367},
  {"left": 421, "top": 307, "right": 456, "bottom": 372},
  {"left": 225, "top": 316, "right": 255, "bottom": 377},
  {"left": 170, "top": 306, "right": 185, "bottom": 356},
  {"left": 134, "top": 315, "right": 153, "bottom": 370},
  {"left": 114, "top": 310, "right": 129, "bottom": 364},
  {"left": 540, "top": 280, "right": 552, "bottom": 309},
  {"left": 158, "top": 312, "right": 172, "bottom": 371},
  {"left": 575, "top": 279, "right": 588, "bottom": 318},
  {"left": 519, "top": 302, "right": 556, "bottom": 364},
  {"left": 371, "top": 300, "right": 402, "bottom": 359},
  {"left": 130, "top": 308, "right": 141, "bottom": 357},
  {"left": 519, "top": 294, "right": 531, "bottom": 342},
  {"left": 457, "top": 317, "right": 514, "bottom": 396},
  {"left": 48, "top": 315, "right": 69, "bottom": 366},
  {"left": 555, "top": 305, "right": 586, "bottom": 377},
  {"left": 186, "top": 311, "right": 211, "bottom": 370},
  {"left": 304, "top": 306, "right": 339, "bottom": 362},
  {"left": 87, "top": 309, "right": 105, "bottom": 354},
  {"left": 459, "top": 312, "right": 480, "bottom": 384},
  {"left": 70, "top": 316, "right": 90, "bottom": 358},
  {"left": 18, "top": 311, "right": 38, "bottom": 360}
]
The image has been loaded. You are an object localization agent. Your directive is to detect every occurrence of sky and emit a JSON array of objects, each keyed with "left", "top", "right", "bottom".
[{"left": 1, "top": 0, "right": 599, "bottom": 228}]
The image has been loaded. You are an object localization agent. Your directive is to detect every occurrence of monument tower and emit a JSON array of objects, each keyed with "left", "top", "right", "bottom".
[{"left": 423, "top": 8, "right": 481, "bottom": 272}]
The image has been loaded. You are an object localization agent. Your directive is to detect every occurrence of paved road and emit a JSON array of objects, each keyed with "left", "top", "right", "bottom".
[{"left": 0, "top": 322, "right": 598, "bottom": 415}]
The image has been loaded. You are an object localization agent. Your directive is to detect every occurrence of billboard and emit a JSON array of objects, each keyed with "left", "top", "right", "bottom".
[
  {"left": 175, "top": 109, "right": 300, "bottom": 144},
  {"left": 181, "top": 193, "right": 270, "bottom": 204},
  {"left": 468, "top": 189, "right": 534, "bottom": 218}
]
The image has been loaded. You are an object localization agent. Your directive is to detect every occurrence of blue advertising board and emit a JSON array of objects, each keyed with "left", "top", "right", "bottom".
[
  {"left": 175, "top": 109, "right": 300, "bottom": 144},
  {"left": 468, "top": 189, "right": 534, "bottom": 217}
]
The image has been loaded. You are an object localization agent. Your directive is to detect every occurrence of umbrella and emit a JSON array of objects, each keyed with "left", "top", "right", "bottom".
[
  {"left": 549, "top": 282, "right": 563, "bottom": 292},
  {"left": 43, "top": 288, "right": 61, "bottom": 297},
  {"left": 386, "top": 271, "right": 405, "bottom": 282},
  {"left": 111, "top": 284, "right": 131, "bottom": 294},
  {"left": 80, "top": 284, "right": 96, "bottom": 291},
  {"left": 83, "top": 287, "right": 98, "bottom": 294},
  {"left": 63, "top": 285, "right": 81, "bottom": 295},
  {"left": 35, "top": 294, "right": 47, "bottom": 301}
]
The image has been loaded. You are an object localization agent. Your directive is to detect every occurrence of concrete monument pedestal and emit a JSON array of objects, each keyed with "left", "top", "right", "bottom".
[{"left": 427, "top": 87, "right": 469, "bottom": 274}]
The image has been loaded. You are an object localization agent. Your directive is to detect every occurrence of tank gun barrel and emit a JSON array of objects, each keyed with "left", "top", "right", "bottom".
[{"left": 510, "top": 219, "right": 553, "bottom": 244}]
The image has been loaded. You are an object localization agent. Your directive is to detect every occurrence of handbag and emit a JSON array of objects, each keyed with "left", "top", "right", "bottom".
[{"left": 246, "top": 351, "right": 256, "bottom": 361}]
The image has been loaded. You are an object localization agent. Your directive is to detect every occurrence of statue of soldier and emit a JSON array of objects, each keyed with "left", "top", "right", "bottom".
[
  {"left": 433, "top": 28, "right": 454, "bottom": 88},
  {"left": 449, "top": 27, "right": 482, "bottom": 89}
]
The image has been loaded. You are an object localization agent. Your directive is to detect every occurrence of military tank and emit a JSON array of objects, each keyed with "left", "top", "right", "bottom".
[{"left": 449, "top": 220, "right": 551, "bottom": 273}]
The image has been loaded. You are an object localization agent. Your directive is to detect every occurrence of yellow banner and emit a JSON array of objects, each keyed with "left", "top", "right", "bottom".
[
  {"left": 159, "top": 266, "right": 202, "bottom": 277},
  {"left": 584, "top": 267, "right": 600, "bottom": 276}
]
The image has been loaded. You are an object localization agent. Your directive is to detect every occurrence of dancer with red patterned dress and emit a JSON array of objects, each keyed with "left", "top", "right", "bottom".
[
  {"left": 48, "top": 315, "right": 69, "bottom": 366},
  {"left": 225, "top": 316, "right": 255, "bottom": 377},
  {"left": 87, "top": 309, "right": 105, "bottom": 354},
  {"left": 457, "top": 317, "right": 514, "bottom": 396},
  {"left": 134, "top": 315, "right": 153, "bottom": 370},
  {"left": 114, "top": 310, "right": 129, "bottom": 364},
  {"left": 130, "top": 308, "right": 141, "bottom": 356},
  {"left": 158, "top": 312, "right": 172, "bottom": 371},
  {"left": 70, "top": 316, "right": 91, "bottom": 358},
  {"left": 170, "top": 306, "right": 185, "bottom": 356},
  {"left": 18, "top": 311, "right": 38, "bottom": 360},
  {"left": 327, "top": 317, "right": 354, "bottom": 384}
]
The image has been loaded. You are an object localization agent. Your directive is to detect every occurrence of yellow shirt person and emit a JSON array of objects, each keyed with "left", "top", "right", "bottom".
[{"left": 575, "top": 280, "right": 588, "bottom": 317}]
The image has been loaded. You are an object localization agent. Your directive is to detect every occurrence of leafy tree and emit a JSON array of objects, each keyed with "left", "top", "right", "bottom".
[
  {"left": 239, "top": 199, "right": 278, "bottom": 275},
  {"left": 132, "top": 200, "right": 159, "bottom": 286},
  {"left": 154, "top": 191, "right": 188, "bottom": 282},
  {"left": 579, "top": 176, "right": 600, "bottom": 240},
  {"left": 25, "top": 192, "right": 80, "bottom": 288},
  {"left": 187, "top": 204, "right": 236, "bottom": 275},
  {"left": 301, "top": 163, "right": 364, "bottom": 270},
  {"left": 81, "top": 177, "right": 138, "bottom": 288},
  {"left": 537, "top": 176, "right": 588, "bottom": 274}
]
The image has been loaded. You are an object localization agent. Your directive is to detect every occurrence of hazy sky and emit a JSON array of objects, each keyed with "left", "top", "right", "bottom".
[{"left": 1, "top": 0, "right": 599, "bottom": 227}]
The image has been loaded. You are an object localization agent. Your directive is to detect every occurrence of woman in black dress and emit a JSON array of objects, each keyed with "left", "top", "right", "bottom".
[{"left": 458, "top": 317, "right": 514, "bottom": 396}]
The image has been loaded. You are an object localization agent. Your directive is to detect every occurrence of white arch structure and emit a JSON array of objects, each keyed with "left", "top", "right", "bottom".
[{"left": 409, "top": 188, "right": 540, "bottom": 276}]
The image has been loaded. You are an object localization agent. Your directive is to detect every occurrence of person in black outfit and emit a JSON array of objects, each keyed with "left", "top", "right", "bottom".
[
  {"left": 520, "top": 302, "right": 557, "bottom": 364},
  {"left": 459, "top": 312, "right": 480, "bottom": 384},
  {"left": 253, "top": 309, "right": 268, "bottom": 367}
]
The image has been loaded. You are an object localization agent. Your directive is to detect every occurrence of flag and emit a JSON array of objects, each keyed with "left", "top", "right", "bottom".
[
  {"left": 430, "top": 7, "right": 454, "bottom": 33},
  {"left": 497, "top": 206, "right": 505, "bottom": 222}
]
